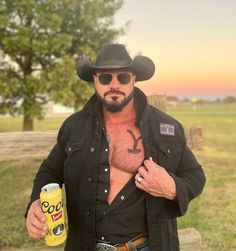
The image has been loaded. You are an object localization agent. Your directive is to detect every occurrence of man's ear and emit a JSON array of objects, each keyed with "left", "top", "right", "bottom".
[{"left": 93, "top": 75, "right": 97, "bottom": 83}]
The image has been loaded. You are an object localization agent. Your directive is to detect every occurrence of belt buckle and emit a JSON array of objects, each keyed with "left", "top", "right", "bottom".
[{"left": 96, "top": 242, "right": 118, "bottom": 251}]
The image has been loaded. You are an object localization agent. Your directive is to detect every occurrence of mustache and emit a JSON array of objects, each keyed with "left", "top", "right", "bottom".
[{"left": 104, "top": 89, "right": 125, "bottom": 97}]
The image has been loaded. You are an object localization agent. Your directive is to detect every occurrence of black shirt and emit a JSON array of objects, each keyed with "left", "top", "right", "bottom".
[{"left": 95, "top": 127, "right": 147, "bottom": 244}]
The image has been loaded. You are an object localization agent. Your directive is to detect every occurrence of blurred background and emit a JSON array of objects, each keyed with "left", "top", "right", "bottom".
[{"left": 0, "top": 0, "right": 235, "bottom": 250}]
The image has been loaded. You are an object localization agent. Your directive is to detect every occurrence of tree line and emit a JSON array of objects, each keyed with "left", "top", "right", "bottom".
[{"left": 0, "top": 0, "right": 125, "bottom": 130}]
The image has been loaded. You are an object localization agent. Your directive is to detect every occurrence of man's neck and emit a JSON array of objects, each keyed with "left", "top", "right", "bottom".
[{"left": 103, "top": 100, "right": 136, "bottom": 124}]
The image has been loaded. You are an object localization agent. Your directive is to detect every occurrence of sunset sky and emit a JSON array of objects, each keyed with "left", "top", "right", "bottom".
[{"left": 114, "top": 0, "right": 236, "bottom": 98}]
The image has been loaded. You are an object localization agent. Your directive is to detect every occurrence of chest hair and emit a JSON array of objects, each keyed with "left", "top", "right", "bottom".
[{"left": 106, "top": 119, "right": 145, "bottom": 174}]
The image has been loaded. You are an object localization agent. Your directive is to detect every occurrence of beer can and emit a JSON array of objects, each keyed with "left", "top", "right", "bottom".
[{"left": 40, "top": 183, "right": 67, "bottom": 246}]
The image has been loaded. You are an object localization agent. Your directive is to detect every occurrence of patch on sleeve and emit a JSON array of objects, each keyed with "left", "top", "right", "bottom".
[{"left": 160, "top": 123, "right": 175, "bottom": 136}]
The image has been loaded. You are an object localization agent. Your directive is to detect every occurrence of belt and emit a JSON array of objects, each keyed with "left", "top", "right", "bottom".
[{"left": 96, "top": 233, "right": 148, "bottom": 251}]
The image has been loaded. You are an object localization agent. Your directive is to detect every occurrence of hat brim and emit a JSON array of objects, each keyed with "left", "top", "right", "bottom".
[{"left": 77, "top": 55, "right": 155, "bottom": 83}]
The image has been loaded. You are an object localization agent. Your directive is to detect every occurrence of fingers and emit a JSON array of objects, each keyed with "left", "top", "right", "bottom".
[
  {"left": 143, "top": 157, "right": 159, "bottom": 170},
  {"left": 34, "top": 201, "right": 46, "bottom": 223},
  {"left": 138, "top": 166, "right": 149, "bottom": 178},
  {"left": 135, "top": 174, "right": 145, "bottom": 188},
  {"left": 136, "top": 174, "right": 143, "bottom": 183},
  {"left": 135, "top": 171, "right": 148, "bottom": 189},
  {"left": 26, "top": 199, "right": 47, "bottom": 239},
  {"left": 137, "top": 156, "right": 158, "bottom": 179},
  {"left": 134, "top": 157, "right": 153, "bottom": 185},
  {"left": 135, "top": 158, "right": 177, "bottom": 198},
  {"left": 135, "top": 157, "right": 160, "bottom": 190}
]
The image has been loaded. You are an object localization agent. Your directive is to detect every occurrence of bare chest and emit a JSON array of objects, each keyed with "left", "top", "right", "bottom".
[{"left": 106, "top": 120, "right": 145, "bottom": 173}]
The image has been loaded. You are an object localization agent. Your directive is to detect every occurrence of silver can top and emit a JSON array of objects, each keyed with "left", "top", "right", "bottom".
[{"left": 41, "top": 183, "right": 59, "bottom": 192}]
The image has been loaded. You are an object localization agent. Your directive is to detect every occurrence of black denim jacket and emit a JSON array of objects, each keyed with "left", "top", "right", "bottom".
[{"left": 27, "top": 88, "right": 206, "bottom": 251}]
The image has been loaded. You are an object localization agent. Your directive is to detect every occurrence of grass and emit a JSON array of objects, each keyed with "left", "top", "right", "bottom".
[
  {"left": 0, "top": 158, "right": 45, "bottom": 249},
  {"left": 0, "top": 102, "right": 236, "bottom": 250},
  {"left": 168, "top": 102, "right": 236, "bottom": 251},
  {"left": 0, "top": 116, "right": 66, "bottom": 132}
]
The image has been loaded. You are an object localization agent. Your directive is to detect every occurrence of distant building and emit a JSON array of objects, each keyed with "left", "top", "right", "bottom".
[
  {"left": 46, "top": 101, "right": 74, "bottom": 116},
  {"left": 167, "top": 96, "right": 180, "bottom": 107}
]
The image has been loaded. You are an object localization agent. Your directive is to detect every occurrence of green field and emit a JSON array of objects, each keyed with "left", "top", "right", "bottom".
[
  {"left": 169, "top": 103, "right": 236, "bottom": 251},
  {"left": 0, "top": 102, "right": 236, "bottom": 250}
]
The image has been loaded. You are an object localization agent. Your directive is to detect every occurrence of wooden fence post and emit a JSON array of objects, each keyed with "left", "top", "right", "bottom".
[
  {"left": 179, "top": 228, "right": 203, "bottom": 251},
  {"left": 147, "top": 94, "right": 167, "bottom": 112},
  {"left": 185, "top": 127, "right": 204, "bottom": 150}
]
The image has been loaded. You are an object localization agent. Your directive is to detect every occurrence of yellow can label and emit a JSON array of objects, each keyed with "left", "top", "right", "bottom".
[{"left": 40, "top": 183, "right": 67, "bottom": 246}]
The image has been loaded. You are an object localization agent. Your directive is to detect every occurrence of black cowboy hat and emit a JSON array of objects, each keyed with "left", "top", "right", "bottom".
[{"left": 76, "top": 44, "right": 155, "bottom": 82}]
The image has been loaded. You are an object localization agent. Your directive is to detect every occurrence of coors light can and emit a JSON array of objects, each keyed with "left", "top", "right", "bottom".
[{"left": 40, "top": 183, "right": 67, "bottom": 246}]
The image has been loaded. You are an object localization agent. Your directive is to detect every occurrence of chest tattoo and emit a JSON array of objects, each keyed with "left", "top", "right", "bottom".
[
  {"left": 127, "top": 129, "right": 142, "bottom": 153},
  {"left": 105, "top": 119, "right": 144, "bottom": 173}
]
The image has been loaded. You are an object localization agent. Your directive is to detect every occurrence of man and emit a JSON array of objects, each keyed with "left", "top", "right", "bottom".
[{"left": 26, "top": 44, "right": 206, "bottom": 251}]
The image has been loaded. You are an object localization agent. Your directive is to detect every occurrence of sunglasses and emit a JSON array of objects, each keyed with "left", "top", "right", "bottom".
[{"left": 95, "top": 72, "right": 133, "bottom": 85}]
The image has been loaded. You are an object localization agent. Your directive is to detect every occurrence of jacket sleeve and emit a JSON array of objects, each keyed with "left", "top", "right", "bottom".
[
  {"left": 162, "top": 144, "right": 206, "bottom": 218},
  {"left": 25, "top": 123, "right": 67, "bottom": 216}
]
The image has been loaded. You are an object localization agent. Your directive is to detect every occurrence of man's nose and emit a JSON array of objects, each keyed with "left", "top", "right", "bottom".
[{"left": 109, "top": 75, "right": 120, "bottom": 88}]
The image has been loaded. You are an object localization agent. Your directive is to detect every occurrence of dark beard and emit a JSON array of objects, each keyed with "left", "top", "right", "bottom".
[{"left": 96, "top": 89, "right": 134, "bottom": 113}]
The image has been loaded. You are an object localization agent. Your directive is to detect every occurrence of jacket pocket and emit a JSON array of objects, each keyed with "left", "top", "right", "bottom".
[
  {"left": 65, "top": 138, "right": 85, "bottom": 157},
  {"left": 159, "top": 143, "right": 182, "bottom": 157},
  {"left": 64, "top": 137, "right": 86, "bottom": 186},
  {"left": 158, "top": 142, "right": 184, "bottom": 172}
]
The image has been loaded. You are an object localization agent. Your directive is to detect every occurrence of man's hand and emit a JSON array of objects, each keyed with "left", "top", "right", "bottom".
[
  {"left": 26, "top": 199, "right": 47, "bottom": 239},
  {"left": 135, "top": 158, "right": 177, "bottom": 200}
]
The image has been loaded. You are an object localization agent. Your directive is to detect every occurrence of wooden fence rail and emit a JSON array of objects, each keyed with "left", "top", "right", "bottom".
[
  {"left": 0, "top": 131, "right": 57, "bottom": 159},
  {"left": 0, "top": 126, "right": 203, "bottom": 160}
]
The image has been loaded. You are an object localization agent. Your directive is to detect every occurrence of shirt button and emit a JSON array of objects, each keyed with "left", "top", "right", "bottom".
[
  {"left": 104, "top": 168, "right": 108, "bottom": 172},
  {"left": 103, "top": 210, "right": 106, "bottom": 215},
  {"left": 121, "top": 195, "right": 125, "bottom": 200},
  {"left": 104, "top": 189, "right": 108, "bottom": 193},
  {"left": 105, "top": 148, "right": 108, "bottom": 152},
  {"left": 101, "top": 236, "right": 105, "bottom": 240},
  {"left": 90, "top": 147, "right": 95, "bottom": 152},
  {"left": 88, "top": 177, "right": 92, "bottom": 182},
  {"left": 68, "top": 147, "right": 72, "bottom": 152}
]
